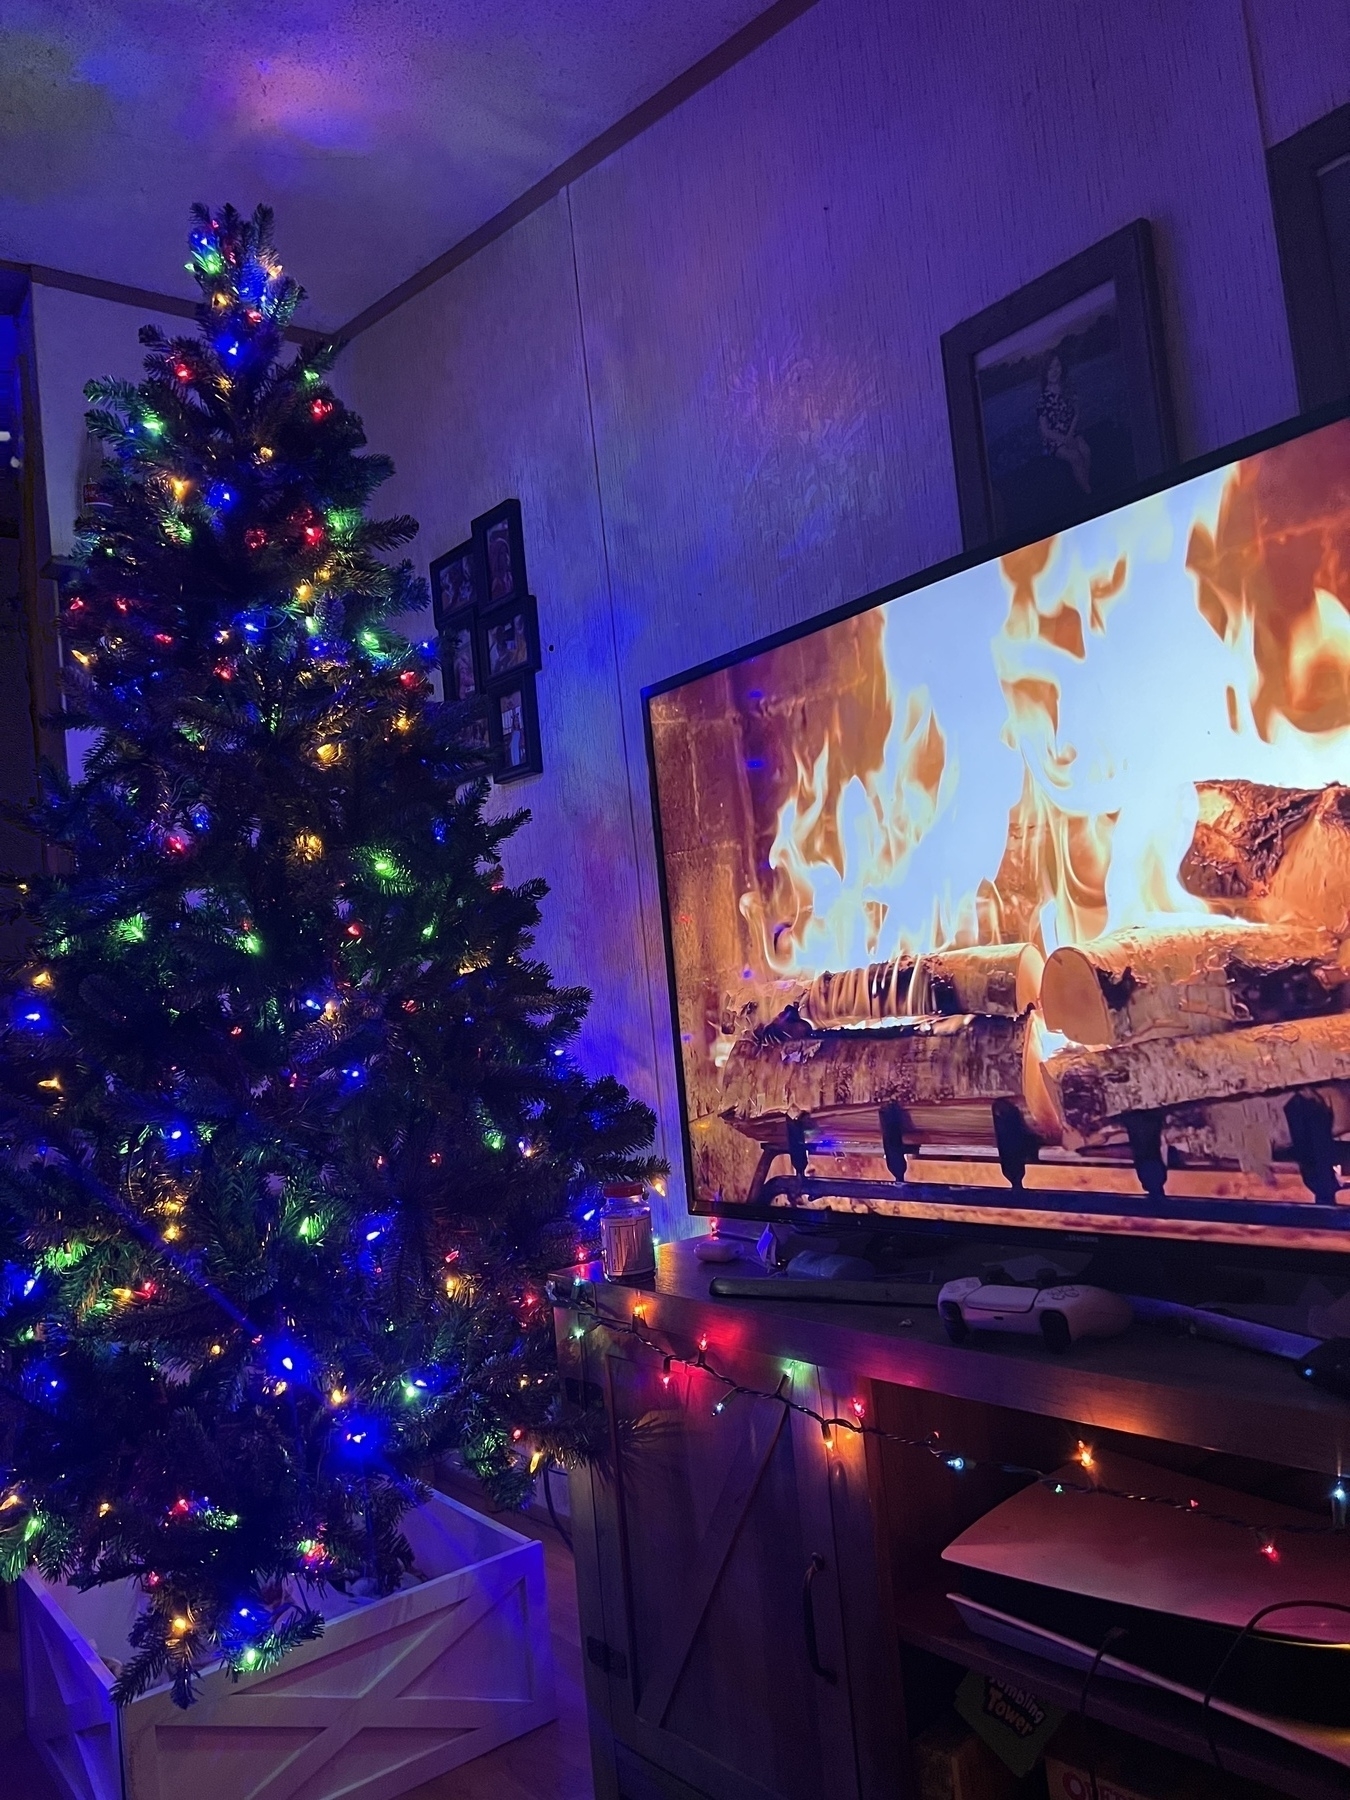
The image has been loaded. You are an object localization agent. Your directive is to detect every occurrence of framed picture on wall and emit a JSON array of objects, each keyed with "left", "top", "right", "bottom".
[
  {"left": 455, "top": 697, "right": 494, "bottom": 756},
  {"left": 439, "top": 609, "right": 483, "bottom": 703},
  {"left": 489, "top": 676, "right": 543, "bottom": 782},
  {"left": 1268, "top": 102, "right": 1350, "bottom": 410},
  {"left": 941, "top": 219, "right": 1176, "bottom": 549},
  {"left": 478, "top": 593, "right": 541, "bottom": 683},
  {"left": 472, "top": 498, "right": 528, "bottom": 607},
  {"left": 429, "top": 537, "right": 485, "bottom": 629}
]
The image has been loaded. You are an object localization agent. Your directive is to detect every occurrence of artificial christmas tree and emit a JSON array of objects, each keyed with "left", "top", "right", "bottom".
[{"left": 0, "top": 204, "right": 659, "bottom": 1708}]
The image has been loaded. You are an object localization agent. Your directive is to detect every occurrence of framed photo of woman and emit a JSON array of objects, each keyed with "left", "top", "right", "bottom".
[
  {"left": 471, "top": 498, "right": 528, "bottom": 607},
  {"left": 941, "top": 220, "right": 1176, "bottom": 550}
]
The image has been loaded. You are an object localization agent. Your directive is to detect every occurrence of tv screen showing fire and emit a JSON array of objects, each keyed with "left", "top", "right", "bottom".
[{"left": 646, "top": 412, "right": 1350, "bottom": 1247}]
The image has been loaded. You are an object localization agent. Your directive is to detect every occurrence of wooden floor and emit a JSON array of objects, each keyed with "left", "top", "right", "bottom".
[{"left": 0, "top": 1496, "right": 595, "bottom": 1800}]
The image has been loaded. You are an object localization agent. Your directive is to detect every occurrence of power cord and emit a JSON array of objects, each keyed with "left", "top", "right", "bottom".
[
  {"left": 1201, "top": 1597, "right": 1350, "bottom": 1775},
  {"left": 1078, "top": 1624, "right": 1129, "bottom": 1800}
]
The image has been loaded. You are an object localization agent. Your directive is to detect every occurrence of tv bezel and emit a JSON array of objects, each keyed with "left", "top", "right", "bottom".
[{"left": 641, "top": 394, "right": 1350, "bottom": 1251}]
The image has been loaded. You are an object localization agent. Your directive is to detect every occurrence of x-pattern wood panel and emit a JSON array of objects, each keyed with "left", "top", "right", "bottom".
[{"left": 124, "top": 1558, "right": 552, "bottom": 1800}]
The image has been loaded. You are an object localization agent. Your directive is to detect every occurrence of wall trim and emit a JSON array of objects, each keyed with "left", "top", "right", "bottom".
[
  {"left": 3, "top": 259, "right": 324, "bottom": 346},
  {"left": 338, "top": 0, "right": 821, "bottom": 340}
]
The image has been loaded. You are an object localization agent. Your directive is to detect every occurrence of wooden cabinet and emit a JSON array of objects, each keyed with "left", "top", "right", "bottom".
[
  {"left": 560, "top": 1310, "right": 901, "bottom": 1800},
  {"left": 557, "top": 1244, "right": 1350, "bottom": 1800}
]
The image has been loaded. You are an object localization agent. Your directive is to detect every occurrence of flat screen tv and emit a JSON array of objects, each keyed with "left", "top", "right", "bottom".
[{"left": 644, "top": 405, "right": 1350, "bottom": 1250}]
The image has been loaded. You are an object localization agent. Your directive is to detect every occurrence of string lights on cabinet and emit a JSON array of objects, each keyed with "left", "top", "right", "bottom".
[{"left": 550, "top": 1281, "right": 1350, "bottom": 1549}]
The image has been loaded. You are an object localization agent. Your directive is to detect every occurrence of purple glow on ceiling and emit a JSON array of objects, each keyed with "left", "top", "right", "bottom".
[{"left": 0, "top": 0, "right": 778, "bottom": 327}]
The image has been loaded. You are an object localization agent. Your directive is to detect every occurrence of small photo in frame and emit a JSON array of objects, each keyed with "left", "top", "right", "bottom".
[
  {"left": 478, "top": 593, "right": 541, "bottom": 683},
  {"left": 489, "top": 675, "right": 543, "bottom": 783},
  {"left": 429, "top": 539, "right": 484, "bottom": 629},
  {"left": 942, "top": 220, "right": 1175, "bottom": 549},
  {"left": 472, "top": 498, "right": 528, "bottom": 607},
  {"left": 440, "top": 611, "right": 482, "bottom": 702},
  {"left": 452, "top": 696, "right": 493, "bottom": 757}
]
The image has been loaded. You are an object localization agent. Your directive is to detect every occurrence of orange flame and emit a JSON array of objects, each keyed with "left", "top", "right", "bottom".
[{"left": 739, "top": 420, "right": 1350, "bottom": 982}]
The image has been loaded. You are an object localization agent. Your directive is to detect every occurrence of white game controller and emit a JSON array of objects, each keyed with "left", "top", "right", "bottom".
[{"left": 937, "top": 1277, "right": 1133, "bottom": 1353}]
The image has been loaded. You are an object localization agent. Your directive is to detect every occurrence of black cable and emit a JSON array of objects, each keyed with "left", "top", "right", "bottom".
[
  {"left": 1200, "top": 1597, "right": 1350, "bottom": 1775},
  {"left": 1078, "top": 1624, "right": 1129, "bottom": 1800},
  {"left": 541, "top": 1458, "right": 572, "bottom": 1551}
]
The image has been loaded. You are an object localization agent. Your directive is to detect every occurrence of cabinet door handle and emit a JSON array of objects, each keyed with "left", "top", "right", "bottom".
[{"left": 802, "top": 1552, "right": 838, "bottom": 1683}]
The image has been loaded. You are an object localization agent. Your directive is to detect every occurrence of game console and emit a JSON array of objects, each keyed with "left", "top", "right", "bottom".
[{"left": 937, "top": 1276, "right": 1132, "bottom": 1352}]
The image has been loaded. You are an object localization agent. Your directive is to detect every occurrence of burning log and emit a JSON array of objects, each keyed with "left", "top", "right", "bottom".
[
  {"left": 752, "top": 943, "right": 1044, "bottom": 1031},
  {"left": 1181, "top": 780, "right": 1350, "bottom": 935},
  {"left": 906, "top": 944, "right": 1044, "bottom": 1018},
  {"left": 1040, "top": 923, "right": 1345, "bottom": 1047},
  {"left": 720, "top": 1012, "right": 1042, "bottom": 1132},
  {"left": 799, "top": 960, "right": 916, "bottom": 1026},
  {"left": 1043, "top": 1011, "right": 1350, "bottom": 1141}
]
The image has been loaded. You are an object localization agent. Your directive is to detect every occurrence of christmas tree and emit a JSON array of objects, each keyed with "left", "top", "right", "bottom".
[{"left": 0, "top": 204, "right": 659, "bottom": 1707}]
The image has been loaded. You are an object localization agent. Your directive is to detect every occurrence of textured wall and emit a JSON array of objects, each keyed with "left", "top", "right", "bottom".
[
  {"left": 85, "top": 0, "right": 1337, "bottom": 1239},
  {"left": 31, "top": 283, "right": 186, "bottom": 557}
]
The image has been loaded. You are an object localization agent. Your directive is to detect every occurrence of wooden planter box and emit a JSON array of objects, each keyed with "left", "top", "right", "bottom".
[{"left": 19, "top": 1489, "right": 556, "bottom": 1800}]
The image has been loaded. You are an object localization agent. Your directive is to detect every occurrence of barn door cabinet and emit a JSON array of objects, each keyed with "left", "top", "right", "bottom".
[
  {"left": 557, "top": 1287, "right": 901, "bottom": 1800},
  {"left": 556, "top": 1242, "right": 1350, "bottom": 1800}
]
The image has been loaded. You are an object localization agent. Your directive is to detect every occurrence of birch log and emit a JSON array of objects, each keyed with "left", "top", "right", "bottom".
[
  {"left": 1181, "top": 781, "right": 1350, "bottom": 935},
  {"left": 749, "top": 942, "right": 1044, "bottom": 1031},
  {"left": 720, "top": 1013, "right": 1031, "bottom": 1121},
  {"left": 1040, "top": 923, "right": 1345, "bottom": 1047},
  {"left": 1044, "top": 1012, "right": 1350, "bottom": 1140}
]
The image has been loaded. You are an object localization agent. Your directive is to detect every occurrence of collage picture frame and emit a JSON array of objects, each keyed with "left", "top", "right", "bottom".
[{"left": 430, "top": 499, "right": 543, "bottom": 782}]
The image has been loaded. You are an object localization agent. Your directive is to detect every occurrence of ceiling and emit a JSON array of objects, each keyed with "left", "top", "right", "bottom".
[{"left": 0, "top": 0, "right": 779, "bottom": 331}]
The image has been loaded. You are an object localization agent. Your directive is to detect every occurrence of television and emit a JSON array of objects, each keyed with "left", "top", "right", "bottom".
[{"left": 644, "top": 405, "right": 1350, "bottom": 1251}]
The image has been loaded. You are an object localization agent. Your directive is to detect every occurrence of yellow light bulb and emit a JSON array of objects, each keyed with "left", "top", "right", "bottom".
[
  {"left": 70, "top": 649, "right": 93, "bottom": 669},
  {"left": 257, "top": 445, "right": 274, "bottom": 462},
  {"left": 329, "top": 1387, "right": 346, "bottom": 1406},
  {"left": 169, "top": 478, "right": 191, "bottom": 503},
  {"left": 293, "top": 831, "right": 324, "bottom": 861},
  {"left": 162, "top": 1224, "right": 181, "bottom": 1242},
  {"left": 209, "top": 1343, "right": 223, "bottom": 1356},
  {"left": 171, "top": 1616, "right": 190, "bottom": 1636},
  {"left": 98, "top": 1502, "right": 113, "bottom": 1517},
  {"left": 314, "top": 742, "right": 340, "bottom": 765},
  {"left": 30, "top": 970, "right": 53, "bottom": 989},
  {"left": 37, "top": 1075, "right": 61, "bottom": 1092},
  {"left": 294, "top": 583, "right": 313, "bottom": 603},
  {"left": 393, "top": 712, "right": 413, "bottom": 732},
  {"left": 1077, "top": 1442, "right": 1095, "bottom": 1471}
]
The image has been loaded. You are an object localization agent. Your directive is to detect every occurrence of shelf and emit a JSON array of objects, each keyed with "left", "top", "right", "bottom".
[{"left": 894, "top": 1587, "right": 1349, "bottom": 1800}]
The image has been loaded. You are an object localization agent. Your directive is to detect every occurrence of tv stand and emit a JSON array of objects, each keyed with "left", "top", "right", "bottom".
[{"left": 554, "top": 1239, "right": 1350, "bottom": 1800}]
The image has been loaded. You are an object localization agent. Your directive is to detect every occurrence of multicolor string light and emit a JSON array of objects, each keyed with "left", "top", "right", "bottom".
[{"left": 551, "top": 1280, "right": 1350, "bottom": 1545}]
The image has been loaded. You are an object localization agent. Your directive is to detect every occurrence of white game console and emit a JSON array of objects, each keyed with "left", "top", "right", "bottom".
[{"left": 937, "top": 1276, "right": 1132, "bottom": 1352}]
